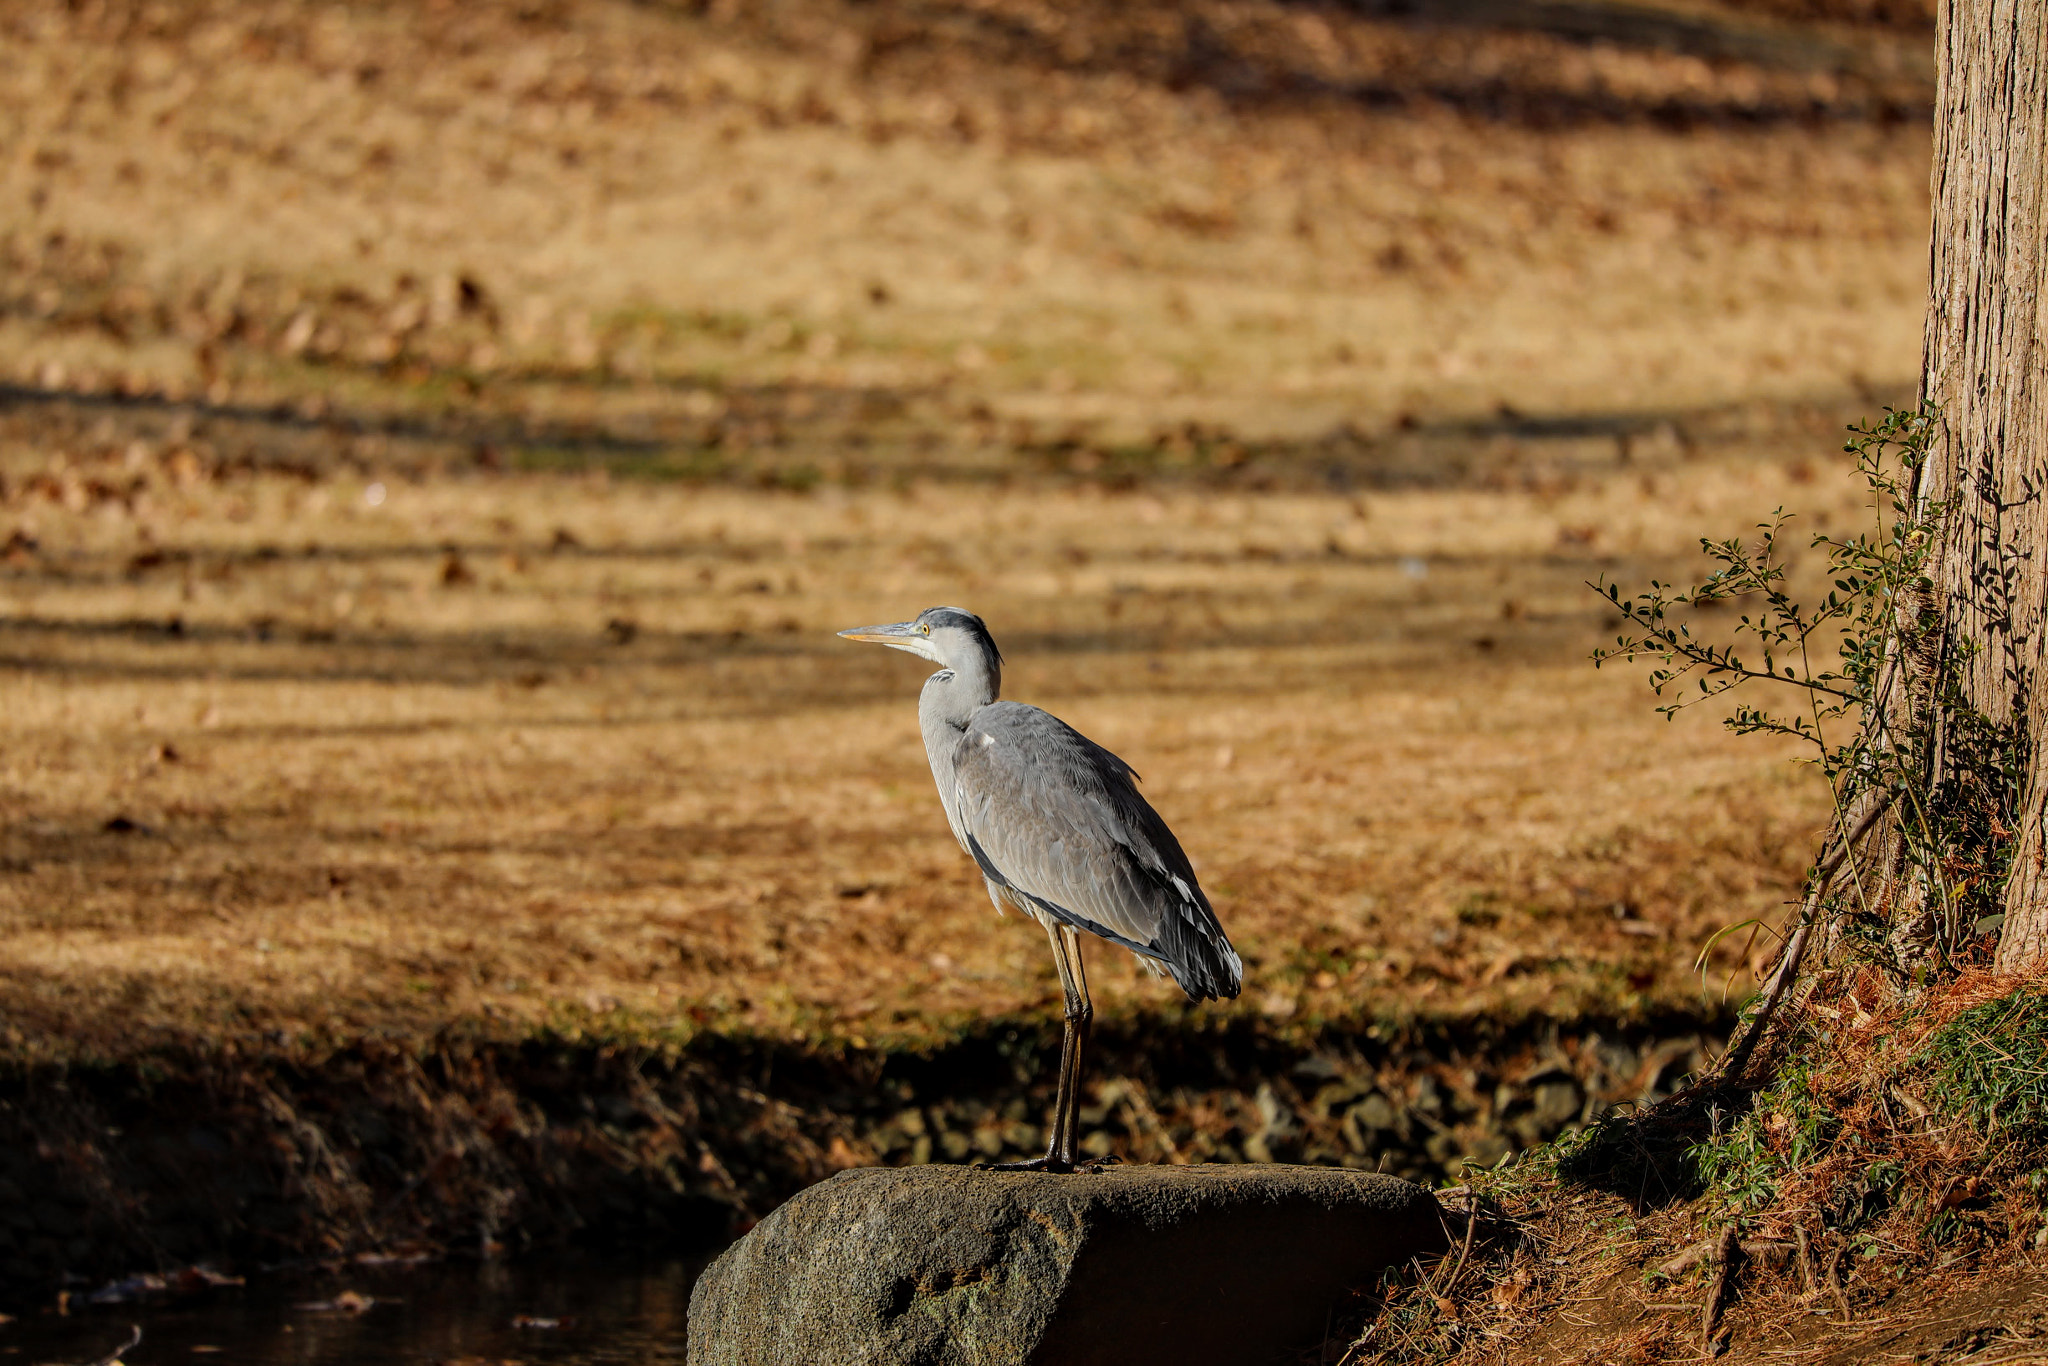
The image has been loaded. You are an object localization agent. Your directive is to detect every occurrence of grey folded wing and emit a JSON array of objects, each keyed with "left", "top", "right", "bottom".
[{"left": 947, "top": 700, "right": 1242, "bottom": 1002}]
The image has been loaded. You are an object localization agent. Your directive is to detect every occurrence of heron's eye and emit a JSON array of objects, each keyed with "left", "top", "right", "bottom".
[{"left": 920, "top": 624, "right": 930, "bottom": 634}]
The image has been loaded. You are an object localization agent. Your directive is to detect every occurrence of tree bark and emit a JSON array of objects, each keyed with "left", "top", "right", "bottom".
[{"left": 1915, "top": 0, "right": 2048, "bottom": 969}]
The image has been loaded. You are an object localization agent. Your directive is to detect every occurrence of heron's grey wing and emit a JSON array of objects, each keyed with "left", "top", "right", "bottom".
[{"left": 948, "top": 701, "right": 1242, "bottom": 1001}]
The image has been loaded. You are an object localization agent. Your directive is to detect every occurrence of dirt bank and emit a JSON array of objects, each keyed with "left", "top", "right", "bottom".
[{"left": 0, "top": 1007, "right": 1726, "bottom": 1306}]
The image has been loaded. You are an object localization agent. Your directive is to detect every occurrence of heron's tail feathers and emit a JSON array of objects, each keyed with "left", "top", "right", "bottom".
[{"left": 1162, "top": 923, "right": 1242, "bottom": 1003}]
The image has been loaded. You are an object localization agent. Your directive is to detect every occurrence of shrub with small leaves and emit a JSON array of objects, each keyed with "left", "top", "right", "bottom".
[
  {"left": 1593, "top": 405, "right": 2024, "bottom": 969},
  {"left": 1591, "top": 406, "right": 1938, "bottom": 788}
]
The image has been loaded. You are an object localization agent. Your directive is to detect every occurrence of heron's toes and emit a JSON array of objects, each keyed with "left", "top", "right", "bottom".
[{"left": 981, "top": 1156, "right": 1075, "bottom": 1173}]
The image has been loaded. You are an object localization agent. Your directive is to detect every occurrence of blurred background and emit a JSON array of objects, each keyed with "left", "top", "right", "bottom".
[{"left": 0, "top": 0, "right": 1936, "bottom": 1282}]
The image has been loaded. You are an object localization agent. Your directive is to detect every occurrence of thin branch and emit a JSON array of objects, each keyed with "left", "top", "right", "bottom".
[
  {"left": 1716, "top": 791, "right": 1894, "bottom": 1083},
  {"left": 1441, "top": 1195, "right": 1481, "bottom": 1293}
]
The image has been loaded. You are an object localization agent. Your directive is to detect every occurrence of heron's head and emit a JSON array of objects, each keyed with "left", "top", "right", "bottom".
[{"left": 838, "top": 606, "right": 1003, "bottom": 680}]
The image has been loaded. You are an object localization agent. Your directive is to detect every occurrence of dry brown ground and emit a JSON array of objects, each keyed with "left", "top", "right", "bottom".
[
  {"left": 2, "top": 0, "right": 1929, "bottom": 448},
  {"left": 0, "top": 0, "right": 1933, "bottom": 1055},
  {"left": 0, "top": 400, "right": 1869, "bottom": 1052}
]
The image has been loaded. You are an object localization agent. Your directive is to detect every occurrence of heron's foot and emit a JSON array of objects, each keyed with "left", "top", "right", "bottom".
[{"left": 980, "top": 1155, "right": 1076, "bottom": 1173}]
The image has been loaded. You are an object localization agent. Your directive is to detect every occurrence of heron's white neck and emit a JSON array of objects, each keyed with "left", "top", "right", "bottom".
[{"left": 917, "top": 656, "right": 998, "bottom": 738}]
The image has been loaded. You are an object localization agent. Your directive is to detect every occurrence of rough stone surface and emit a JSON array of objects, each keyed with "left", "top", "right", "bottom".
[{"left": 686, "top": 1163, "right": 1447, "bottom": 1366}]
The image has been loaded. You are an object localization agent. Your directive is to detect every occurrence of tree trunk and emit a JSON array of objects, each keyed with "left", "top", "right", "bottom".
[{"left": 1913, "top": 0, "right": 2048, "bottom": 969}]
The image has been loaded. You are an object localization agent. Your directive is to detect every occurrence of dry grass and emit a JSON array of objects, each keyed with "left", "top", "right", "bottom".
[
  {"left": 0, "top": 0, "right": 1935, "bottom": 1057},
  {"left": 2, "top": 0, "right": 1928, "bottom": 446},
  {"left": 0, "top": 401, "right": 1866, "bottom": 1052}
]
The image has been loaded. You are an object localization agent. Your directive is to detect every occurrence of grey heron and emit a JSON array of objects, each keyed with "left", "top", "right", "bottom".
[{"left": 839, "top": 606, "right": 1242, "bottom": 1170}]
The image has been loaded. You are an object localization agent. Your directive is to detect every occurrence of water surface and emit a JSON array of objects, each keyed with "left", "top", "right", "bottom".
[{"left": 0, "top": 1254, "right": 706, "bottom": 1365}]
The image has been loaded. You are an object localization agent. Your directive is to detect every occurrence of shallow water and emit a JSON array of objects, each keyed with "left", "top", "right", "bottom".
[{"left": 0, "top": 1254, "right": 708, "bottom": 1366}]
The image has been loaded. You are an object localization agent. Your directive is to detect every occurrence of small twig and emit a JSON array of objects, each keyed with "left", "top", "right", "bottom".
[
  {"left": 1442, "top": 1198, "right": 1481, "bottom": 1293},
  {"left": 1657, "top": 1236, "right": 1719, "bottom": 1280},
  {"left": 1718, "top": 792, "right": 1892, "bottom": 1082},
  {"left": 1701, "top": 1227, "right": 1741, "bottom": 1348},
  {"left": 1795, "top": 1225, "right": 1816, "bottom": 1299},
  {"left": 82, "top": 1325, "right": 141, "bottom": 1366},
  {"left": 1410, "top": 1253, "right": 1439, "bottom": 1301},
  {"left": 1824, "top": 1241, "right": 1852, "bottom": 1320}
]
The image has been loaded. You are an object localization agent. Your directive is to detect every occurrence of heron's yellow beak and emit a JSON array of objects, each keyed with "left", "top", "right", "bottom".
[
  {"left": 837, "top": 621, "right": 920, "bottom": 644},
  {"left": 838, "top": 620, "right": 938, "bottom": 659}
]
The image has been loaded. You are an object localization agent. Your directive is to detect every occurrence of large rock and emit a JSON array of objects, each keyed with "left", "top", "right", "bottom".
[{"left": 686, "top": 1163, "right": 1447, "bottom": 1366}]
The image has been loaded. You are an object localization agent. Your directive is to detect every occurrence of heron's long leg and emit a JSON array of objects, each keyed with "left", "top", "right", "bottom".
[
  {"left": 1032, "top": 919, "right": 1080, "bottom": 1167},
  {"left": 988, "top": 917, "right": 1095, "bottom": 1172},
  {"left": 1054, "top": 923, "right": 1093, "bottom": 1167}
]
